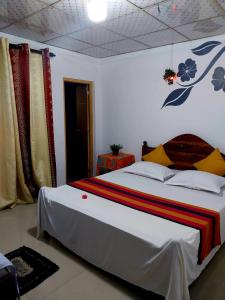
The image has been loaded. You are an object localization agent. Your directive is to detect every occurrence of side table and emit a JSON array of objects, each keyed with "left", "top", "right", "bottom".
[{"left": 96, "top": 152, "right": 135, "bottom": 175}]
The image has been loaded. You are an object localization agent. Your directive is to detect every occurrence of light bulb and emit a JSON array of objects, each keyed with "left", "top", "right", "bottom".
[{"left": 87, "top": 0, "right": 107, "bottom": 23}]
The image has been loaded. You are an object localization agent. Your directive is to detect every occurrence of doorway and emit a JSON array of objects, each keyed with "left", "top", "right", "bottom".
[{"left": 64, "top": 78, "right": 93, "bottom": 183}]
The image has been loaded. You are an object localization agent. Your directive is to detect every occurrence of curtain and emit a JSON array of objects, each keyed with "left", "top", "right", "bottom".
[
  {"left": 0, "top": 38, "right": 17, "bottom": 209},
  {"left": 9, "top": 45, "right": 38, "bottom": 199},
  {"left": 30, "top": 52, "right": 52, "bottom": 188},
  {"left": 42, "top": 49, "right": 57, "bottom": 187},
  {"left": 0, "top": 38, "right": 56, "bottom": 210}
]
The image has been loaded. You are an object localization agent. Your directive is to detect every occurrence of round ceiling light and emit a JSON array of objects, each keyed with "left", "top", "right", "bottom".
[{"left": 87, "top": 0, "right": 107, "bottom": 23}]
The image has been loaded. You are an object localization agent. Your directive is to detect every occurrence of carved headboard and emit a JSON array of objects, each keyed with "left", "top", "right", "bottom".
[{"left": 142, "top": 134, "right": 225, "bottom": 170}]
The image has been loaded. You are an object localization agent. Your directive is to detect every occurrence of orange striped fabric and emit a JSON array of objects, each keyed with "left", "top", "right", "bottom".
[{"left": 69, "top": 178, "right": 221, "bottom": 264}]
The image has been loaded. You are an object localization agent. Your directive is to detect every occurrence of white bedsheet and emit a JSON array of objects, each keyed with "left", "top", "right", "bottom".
[
  {"left": 0, "top": 253, "right": 19, "bottom": 298},
  {"left": 0, "top": 253, "right": 13, "bottom": 270},
  {"left": 37, "top": 170, "right": 225, "bottom": 300}
]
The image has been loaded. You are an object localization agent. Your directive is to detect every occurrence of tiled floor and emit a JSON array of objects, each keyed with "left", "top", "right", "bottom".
[{"left": 1, "top": 204, "right": 225, "bottom": 300}]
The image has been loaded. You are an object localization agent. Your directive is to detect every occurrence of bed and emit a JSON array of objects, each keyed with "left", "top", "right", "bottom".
[
  {"left": 37, "top": 134, "right": 225, "bottom": 300},
  {"left": 0, "top": 253, "right": 19, "bottom": 299}
]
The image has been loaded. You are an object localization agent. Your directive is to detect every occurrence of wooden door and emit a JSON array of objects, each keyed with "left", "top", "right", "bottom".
[{"left": 64, "top": 81, "right": 91, "bottom": 182}]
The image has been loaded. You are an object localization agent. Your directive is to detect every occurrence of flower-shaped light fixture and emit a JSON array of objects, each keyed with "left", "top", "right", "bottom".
[
  {"left": 163, "top": 68, "right": 177, "bottom": 85},
  {"left": 87, "top": 0, "right": 107, "bottom": 23},
  {"left": 177, "top": 58, "right": 197, "bottom": 82},
  {"left": 212, "top": 66, "right": 225, "bottom": 92}
]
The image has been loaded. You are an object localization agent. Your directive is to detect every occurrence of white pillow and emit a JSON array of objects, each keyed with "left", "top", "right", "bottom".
[
  {"left": 165, "top": 170, "right": 225, "bottom": 193},
  {"left": 123, "top": 161, "right": 176, "bottom": 182}
]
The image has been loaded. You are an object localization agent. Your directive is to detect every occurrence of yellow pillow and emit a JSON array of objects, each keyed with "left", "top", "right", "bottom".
[
  {"left": 142, "top": 144, "right": 173, "bottom": 166},
  {"left": 193, "top": 148, "right": 225, "bottom": 176}
]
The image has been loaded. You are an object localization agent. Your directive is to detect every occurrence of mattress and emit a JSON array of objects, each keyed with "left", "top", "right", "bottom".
[{"left": 37, "top": 169, "right": 225, "bottom": 300}]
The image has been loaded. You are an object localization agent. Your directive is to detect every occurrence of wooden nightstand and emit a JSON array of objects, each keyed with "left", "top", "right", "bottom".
[{"left": 96, "top": 152, "right": 135, "bottom": 175}]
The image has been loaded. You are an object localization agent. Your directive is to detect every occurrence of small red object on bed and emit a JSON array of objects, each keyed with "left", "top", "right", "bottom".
[{"left": 82, "top": 194, "right": 88, "bottom": 199}]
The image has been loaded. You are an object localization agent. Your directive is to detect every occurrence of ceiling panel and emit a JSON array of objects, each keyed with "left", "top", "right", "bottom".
[
  {"left": 69, "top": 26, "right": 124, "bottom": 45},
  {"left": 106, "top": 0, "right": 139, "bottom": 19},
  {"left": 0, "top": 18, "right": 12, "bottom": 29},
  {"left": 1, "top": 0, "right": 225, "bottom": 58},
  {"left": 52, "top": 0, "right": 92, "bottom": 30},
  {"left": 2, "top": 22, "right": 59, "bottom": 42},
  {"left": 54, "top": 0, "right": 138, "bottom": 21},
  {"left": 39, "top": 0, "right": 59, "bottom": 4},
  {"left": 145, "top": 0, "right": 224, "bottom": 28},
  {"left": 175, "top": 16, "right": 225, "bottom": 40},
  {"left": 78, "top": 46, "right": 119, "bottom": 58},
  {"left": 0, "top": 0, "right": 46, "bottom": 28},
  {"left": 47, "top": 35, "right": 91, "bottom": 50},
  {"left": 102, "top": 38, "right": 148, "bottom": 53},
  {"left": 134, "top": 28, "right": 187, "bottom": 47},
  {"left": 24, "top": 6, "right": 89, "bottom": 35},
  {"left": 128, "top": 0, "right": 162, "bottom": 9},
  {"left": 53, "top": 0, "right": 85, "bottom": 15},
  {"left": 217, "top": 0, "right": 225, "bottom": 10},
  {"left": 104, "top": 10, "right": 167, "bottom": 37}
]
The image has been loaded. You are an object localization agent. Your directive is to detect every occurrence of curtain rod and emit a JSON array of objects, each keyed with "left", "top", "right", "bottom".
[{"left": 9, "top": 43, "right": 56, "bottom": 57}]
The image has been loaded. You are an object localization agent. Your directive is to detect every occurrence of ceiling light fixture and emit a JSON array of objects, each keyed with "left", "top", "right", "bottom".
[{"left": 87, "top": 0, "right": 107, "bottom": 23}]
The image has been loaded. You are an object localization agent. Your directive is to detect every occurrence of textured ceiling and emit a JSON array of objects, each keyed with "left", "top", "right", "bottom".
[{"left": 0, "top": 0, "right": 225, "bottom": 58}]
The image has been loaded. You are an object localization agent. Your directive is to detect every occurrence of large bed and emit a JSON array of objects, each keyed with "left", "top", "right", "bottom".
[{"left": 37, "top": 134, "right": 225, "bottom": 300}]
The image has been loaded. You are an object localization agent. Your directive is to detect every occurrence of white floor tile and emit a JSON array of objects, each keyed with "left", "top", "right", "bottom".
[{"left": 1, "top": 204, "right": 225, "bottom": 300}]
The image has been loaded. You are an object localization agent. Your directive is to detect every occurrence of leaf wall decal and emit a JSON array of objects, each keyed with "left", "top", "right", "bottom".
[
  {"left": 179, "top": 46, "right": 225, "bottom": 88},
  {"left": 161, "top": 87, "right": 193, "bottom": 108},
  {"left": 192, "top": 41, "right": 221, "bottom": 56}
]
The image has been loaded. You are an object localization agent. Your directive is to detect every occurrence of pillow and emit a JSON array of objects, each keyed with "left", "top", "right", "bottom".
[
  {"left": 123, "top": 161, "right": 176, "bottom": 182},
  {"left": 193, "top": 148, "right": 225, "bottom": 176},
  {"left": 165, "top": 170, "right": 225, "bottom": 193},
  {"left": 142, "top": 144, "right": 173, "bottom": 167}
]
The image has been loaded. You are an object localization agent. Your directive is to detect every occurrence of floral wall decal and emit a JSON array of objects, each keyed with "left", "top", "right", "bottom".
[
  {"left": 191, "top": 41, "right": 221, "bottom": 56},
  {"left": 212, "top": 67, "right": 225, "bottom": 92},
  {"left": 162, "top": 87, "right": 193, "bottom": 108},
  {"left": 177, "top": 58, "right": 197, "bottom": 82},
  {"left": 162, "top": 41, "right": 225, "bottom": 109}
]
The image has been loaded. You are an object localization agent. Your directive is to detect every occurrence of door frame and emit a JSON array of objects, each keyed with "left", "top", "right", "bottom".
[{"left": 63, "top": 77, "right": 94, "bottom": 182}]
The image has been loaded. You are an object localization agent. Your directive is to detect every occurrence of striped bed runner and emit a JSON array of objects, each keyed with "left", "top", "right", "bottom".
[{"left": 69, "top": 177, "right": 221, "bottom": 264}]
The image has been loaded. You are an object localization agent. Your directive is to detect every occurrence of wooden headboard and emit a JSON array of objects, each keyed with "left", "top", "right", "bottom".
[{"left": 142, "top": 134, "right": 225, "bottom": 170}]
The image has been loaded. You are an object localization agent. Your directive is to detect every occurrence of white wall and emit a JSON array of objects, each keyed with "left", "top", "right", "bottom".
[
  {"left": 0, "top": 32, "right": 104, "bottom": 185},
  {"left": 2, "top": 31, "right": 225, "bottom": 184},
  {"left": 101, "top": 34, "right": 225, "bottom": 161}
]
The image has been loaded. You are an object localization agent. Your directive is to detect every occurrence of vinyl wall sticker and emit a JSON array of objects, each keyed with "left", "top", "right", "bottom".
[{"left": 162, "top": 41, "right": 225, "bottom": 109}]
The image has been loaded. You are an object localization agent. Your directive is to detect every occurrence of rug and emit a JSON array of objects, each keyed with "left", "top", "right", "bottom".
[{"left": 6, "top": 246, "right": 59, "bottom": 296}]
